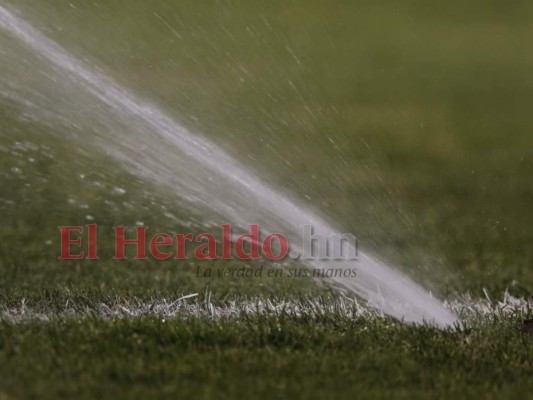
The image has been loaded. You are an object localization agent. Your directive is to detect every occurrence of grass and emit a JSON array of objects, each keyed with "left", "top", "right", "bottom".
[
  {"left": 1, "top": 311, "right": 532, "bottom": 400},
  {"left": 1, "top": 0, "right": 533, "bottom": 398}
]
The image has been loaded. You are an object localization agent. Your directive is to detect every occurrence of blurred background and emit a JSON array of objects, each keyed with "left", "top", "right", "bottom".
[{"left": 1, "top": 0, "right": 532, "bottom": 299}]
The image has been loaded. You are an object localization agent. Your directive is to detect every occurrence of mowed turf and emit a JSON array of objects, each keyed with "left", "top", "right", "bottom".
[
  {"left": 1, "top": 314, "right": 532, "bottom": 400},
  {"left": 1, "top": 0, "right": 533, "bottom": 399}
]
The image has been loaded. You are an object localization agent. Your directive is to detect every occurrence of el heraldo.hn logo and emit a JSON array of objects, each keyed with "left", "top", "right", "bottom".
[{"left": 58, "top": 224, "right": 359, "bottom": 261}]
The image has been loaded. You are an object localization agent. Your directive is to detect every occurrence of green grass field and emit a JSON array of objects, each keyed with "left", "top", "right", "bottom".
[{"left": 1, "top": 1, "right": 533, "bottom": 398}]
